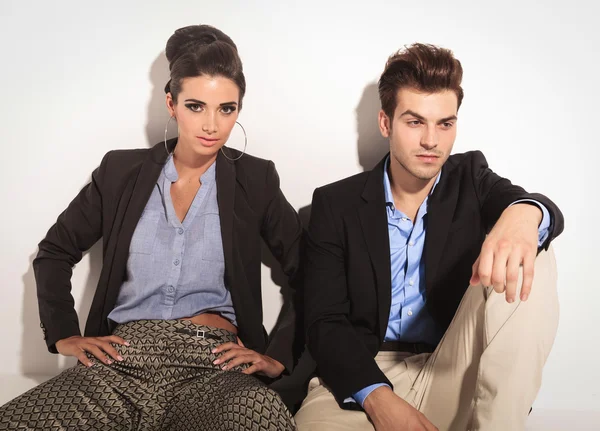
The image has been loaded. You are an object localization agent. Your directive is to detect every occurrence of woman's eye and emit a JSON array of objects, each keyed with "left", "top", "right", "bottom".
[{"left": 186, "top": 104, "right": 203, "bottom": 112}]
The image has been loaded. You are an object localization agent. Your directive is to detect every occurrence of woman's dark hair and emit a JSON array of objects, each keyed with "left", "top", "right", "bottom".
[{"left": 165, "top": 25, "right": 246, "bottom": 108}]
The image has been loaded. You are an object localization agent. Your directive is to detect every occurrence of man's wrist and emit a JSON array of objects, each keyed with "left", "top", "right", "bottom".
[
  {"left": 363, "top": 385, "right": 394, "bottom": 415},
  {"left": 508, "top": 202, "right": 543, "bottom": 225}
]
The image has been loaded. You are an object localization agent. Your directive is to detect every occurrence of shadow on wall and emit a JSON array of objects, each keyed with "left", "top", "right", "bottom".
[
  {"left": 357, "top": 82, "right": 389, "bottom": 172},
  {"left": 19, "top": 53, "right": 172, "bottom": 380},
  {"left": 20, "top": 242, "right": 102, "bottom": 381},
  {"left": 294, "top": 81, "right": 388, "bottom": 230},
  {"left": 270, "top": 82, "right": 389, "bottom": 413},
  {"left": 145, "top": 51, "right": 172, "bottom": 148}
]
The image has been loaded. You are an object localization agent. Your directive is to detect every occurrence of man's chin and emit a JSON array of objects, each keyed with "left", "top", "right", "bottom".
[{"left": 410, "top": 168, "right": 441, "bottom": 182}]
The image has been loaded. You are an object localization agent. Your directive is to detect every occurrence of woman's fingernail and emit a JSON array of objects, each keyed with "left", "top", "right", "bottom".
[
  {"left": 213, "top": 359, "right": 221, "bottom": 365},
  {"left": 117, "top": 355, "right": 124, "bottom": 361},
  {"left": 124, "top": 341, "right": 130, "bottom": 346},
  {"left": 106, "top": 359, "right": 113, "bottom": 364},
  {"left": 521, "top": 293, "right": 529, "bottom": 301},
  {"left": 221, "top": 365, "right": 228, "bottom": 370},
  {"left": 211, "top": 349, "right": 218, "bottom": 354},
  {"left": 88, "top": 362, "right": 93, "bottom": 367}
]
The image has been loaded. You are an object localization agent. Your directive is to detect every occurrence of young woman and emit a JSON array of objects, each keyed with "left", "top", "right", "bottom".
[{"left": 0, "top": 25, "right": 300, "bottom": 430}]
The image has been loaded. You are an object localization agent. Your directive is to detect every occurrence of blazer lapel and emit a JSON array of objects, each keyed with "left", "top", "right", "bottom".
[
  {"left": 358, "top": 156, "right": 392, "bottom": 342},
  {"left": 216, "top": 150, "right": 236, "bottom": 291},
  {"left": 103, "top": 142, "right": 168, "bottom": 312},
  {"left": 424, "top": 163, "right": 459, "bottom": 295}
]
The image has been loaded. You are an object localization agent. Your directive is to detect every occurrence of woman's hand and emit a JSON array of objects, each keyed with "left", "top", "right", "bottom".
[
  {"left": 212, "top": 342, "right": 285, "bottom": 378},
  {"left": 55, "top": 335, "right": 130, "bottom": 367}
]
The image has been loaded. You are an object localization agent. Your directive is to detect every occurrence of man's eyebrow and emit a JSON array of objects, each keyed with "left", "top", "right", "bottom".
[
  {"left": 400, "top": 110, "right": 457, "bottom": 123},
  {"left": 399, "top": 110, "right": 426, "bottom": 120},
  {"left": 438, "top": 115, "right": 457, "bottom": 123}
]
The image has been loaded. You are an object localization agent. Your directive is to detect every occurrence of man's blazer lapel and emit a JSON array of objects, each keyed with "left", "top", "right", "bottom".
[{"left": 358, "top": 157, "right": 392, "bottom": 342}]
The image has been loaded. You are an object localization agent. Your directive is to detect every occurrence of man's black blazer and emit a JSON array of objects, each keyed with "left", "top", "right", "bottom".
[{"left": 304, "top": 151, "right": 564, "bottom": 405}]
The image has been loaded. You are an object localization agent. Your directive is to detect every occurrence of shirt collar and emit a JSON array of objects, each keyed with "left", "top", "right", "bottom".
[
  {"left": 163, "top": 154, "right": 217, "bottom": 184},
  {"left": 383, "top": 155, "right": 441, "bottom": 207}
]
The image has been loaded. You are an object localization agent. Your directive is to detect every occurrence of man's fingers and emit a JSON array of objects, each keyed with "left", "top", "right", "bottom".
[
  {"left": 417, "top": 411, "right": 438, "bottom": 431},
  {"left": 520, "top": 252, "right": 535, "bottom": 301},
  {"left": 505, "top": 252, "right": 522, "bottom": 303},
  {"left": 491, "top": 242, "right": 511, "bottom": 294},
  {"left": 423, "top": 419, "right": 439, "bottom": 431},
  {"left": 470, "top": 256, "right": 481, "bottom": 285},
  {"left": 477, "top": 246, "right": 494, "bottom": 287}
]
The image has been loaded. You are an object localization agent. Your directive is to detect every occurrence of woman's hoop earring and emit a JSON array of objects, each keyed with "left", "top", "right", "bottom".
[
  {"left": 220, "top": 121, "right": 247, "bottom": 161},
  {"left": 164, "top": 116, "right": 177, "bottom": 155}
]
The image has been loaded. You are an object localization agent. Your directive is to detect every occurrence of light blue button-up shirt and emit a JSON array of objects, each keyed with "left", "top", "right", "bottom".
[
  {"left": 350, "top": 157, "right": 551, "bottom": 406},
  {"left": 108, "top": 155, "right": 236, "bottom": 326}
]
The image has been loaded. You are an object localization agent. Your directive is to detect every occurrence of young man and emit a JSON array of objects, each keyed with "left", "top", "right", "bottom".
[{"left": 294, "top": 44, "right": 564, "bottom": 431}]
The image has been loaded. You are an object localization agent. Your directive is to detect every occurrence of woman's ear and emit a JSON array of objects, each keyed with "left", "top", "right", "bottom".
[{"left": 165, "top": 93, "right": 176, "bottom": 118}]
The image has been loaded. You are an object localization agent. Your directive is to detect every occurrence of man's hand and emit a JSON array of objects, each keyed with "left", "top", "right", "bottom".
[
  {"left": 470, "top": 203, "right": 543, "bottom": 302},
  {"left": 363, "top": 386, "right": 438, "bottom": 431},
  {"left": 56, "top": 335, "right": 129, "bottom": 367},
  {"left": 212, "top": 342, "right": 285, "bottom": 378}
]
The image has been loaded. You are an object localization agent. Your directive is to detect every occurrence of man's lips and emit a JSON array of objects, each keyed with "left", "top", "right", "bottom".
[{"left": 416, "top": 154, "right": 440, "bottom": 162}]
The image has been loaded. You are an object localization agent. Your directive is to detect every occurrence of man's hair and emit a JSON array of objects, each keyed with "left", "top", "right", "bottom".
[{"left": 378, "top": 43, "right": 464, "bottom": 119}]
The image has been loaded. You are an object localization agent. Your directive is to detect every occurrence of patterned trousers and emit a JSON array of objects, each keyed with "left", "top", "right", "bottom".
[{"left": 0, "top": 320, "right": 296, "bottom": 431}]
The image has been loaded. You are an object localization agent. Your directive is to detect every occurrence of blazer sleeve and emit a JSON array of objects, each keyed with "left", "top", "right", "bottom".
[
  {"left": 33, "top": 151, "right": 111, "bottom": 353},
  {"left": 471, "top": 150, "right": 564, "bottom": 249},
  {"left": 304, "top": 187, "right": 391, "bottom": 405},
  {"left": 260, "top": 161, "right": 304, "bottom": 374}
]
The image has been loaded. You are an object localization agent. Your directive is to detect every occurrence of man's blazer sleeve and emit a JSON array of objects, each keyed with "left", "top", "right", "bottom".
[
  {"left": 304, "top": 187, "right": 390, "bottom": 405},
  {"left": 470, "top": 150, "right": 564, "bottom": 249}
]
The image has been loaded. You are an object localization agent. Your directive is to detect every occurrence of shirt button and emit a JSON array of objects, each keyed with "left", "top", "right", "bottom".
[
  {"left": 177, "top": 228, "right": 184, "bottom": 235},
  {"left": 167, "top": 285, "right": 175, "bottom": 293},
  {"left": 173, "top": 259, "right": 180, "bottom": 266},
  {"left": 409, "top": 280, "right": 414, "bottom": 286},
  {"left": 408, "top": 309, "right": 413, "bottom": 316},
  {"left": 401, "top": 217, "right": 408, "bottom": 221},
  {"left": 409, "top": 241, "right": 415, "bottom": 246}
]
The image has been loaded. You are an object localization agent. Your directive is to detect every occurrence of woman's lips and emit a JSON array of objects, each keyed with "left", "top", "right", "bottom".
[{"left": 196, "top": 136, "right": 219, "bottom": 147}]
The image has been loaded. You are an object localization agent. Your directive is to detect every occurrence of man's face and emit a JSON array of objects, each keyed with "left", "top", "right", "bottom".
[{"left": 379, "top": 88, "right": 458, "bottom": 182}]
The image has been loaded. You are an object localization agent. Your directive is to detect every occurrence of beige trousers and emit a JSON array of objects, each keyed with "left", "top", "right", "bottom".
[{"left": 295, "top": 247, "right": 559, "bottom": 431}]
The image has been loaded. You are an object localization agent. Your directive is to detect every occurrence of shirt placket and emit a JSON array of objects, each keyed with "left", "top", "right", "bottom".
[
  {"left": 162, "top": 175, "right": 184, "bottom": 312},
  {"left": 398, "top": 216, "right": 414, "bottom": 337},
  {"left": 401, "top": 202, "right": 428, "bottom": 334}
]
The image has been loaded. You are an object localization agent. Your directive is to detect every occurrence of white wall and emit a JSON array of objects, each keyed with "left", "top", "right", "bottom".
[{"left": 0, "top": 0, "right": 598, "bottom": 412}]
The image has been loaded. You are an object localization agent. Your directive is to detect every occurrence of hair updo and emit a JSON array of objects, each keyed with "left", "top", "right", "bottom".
[{"left": 165, "top": 25, "right": 246, "bottom": 109}]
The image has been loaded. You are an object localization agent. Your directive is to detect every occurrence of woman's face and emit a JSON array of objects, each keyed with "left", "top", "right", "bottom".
[{"left": 166, "top": 75, "right": 240, "bottom": 158}]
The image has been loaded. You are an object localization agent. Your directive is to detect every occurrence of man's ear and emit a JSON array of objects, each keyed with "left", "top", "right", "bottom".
[{"left": 378, "top": 109, "right": 391, "bottom": 138}]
